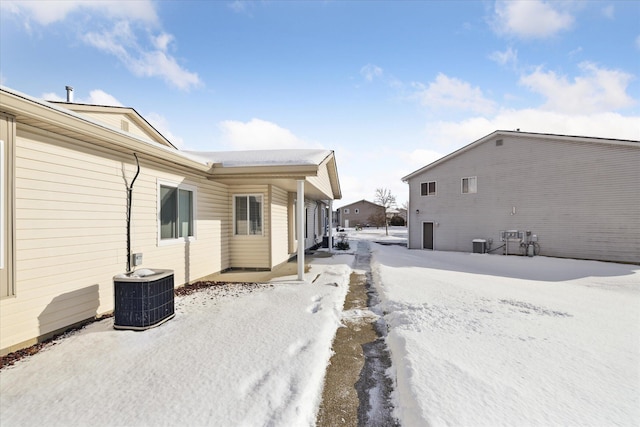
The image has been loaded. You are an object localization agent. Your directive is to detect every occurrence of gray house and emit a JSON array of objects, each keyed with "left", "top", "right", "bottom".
[
  {"left": 336, "top": 199, "right": 385, "bottom": 228},
  {"left": 402, "top": 130, "right": 640, "bottom": 264}
]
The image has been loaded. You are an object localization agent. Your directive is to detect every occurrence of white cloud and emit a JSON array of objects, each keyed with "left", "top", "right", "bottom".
[
  {"left": 85, "top": 89, "right": 123, "bottom": 106},
  {"left": 360, "top": 64, "right": 383, "bottom": 82},
  {"left": 145, "top": 112, "right": 185, "bottom": 149},
  {"left": 424, "top": 110, "right": 640, "bottom": 152},
  {"left": 1, "top": 0, "right": 158, "bottom": 26},
  {"left": 152, "top": 33, "right": 174, "bottom": 51},
  {"left": 5, "top": 1, "right": 200, "bottom": 91},
  {"left": 414, "top": 73, "right": 496, "bottom": 115},
  {"left": 228, "top": 1, "right": 248, "bottom": 13},
  {"left": 83, "top": 22, "right": 201, "bottom": 91},
  {"left": 41, "top": 88, "right": 123, "bottom": 106},
  {"left": 218, "top": 118, "right": 319, "bottom": 150},
  {"left": 42, "top": 92, "right": 64, "bottom": 102},
  {"left": 602, "top": 5, "right": 615, "bottom": 20},
  {"left": 401, "top": 148, "right": 445, "bottom": 168},
  {"left": 492, "top": 0, "right": 574, "bottom": 39},
  {"left": 489, "top": 46, "right": 518, "bottom": 67},
  {"left": 519, "top": 62, "right": 635, "bottom": 114}
]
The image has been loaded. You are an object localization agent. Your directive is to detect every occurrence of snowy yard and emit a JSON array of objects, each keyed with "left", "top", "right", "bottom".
[
  {"left": 360, "top": 228, "right": 640, "bottom": 426},
  {"left": 1, "top": 227, "right": 638, "bottom": 426},
  {"left": 0, "top": 256, "right": 354, "bottom": 427}
]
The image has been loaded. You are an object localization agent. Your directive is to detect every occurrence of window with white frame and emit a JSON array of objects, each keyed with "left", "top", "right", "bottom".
[
  {"left": 234, "top": 195, "right": 263, "bottom": 235},
  {"left": 354, "top": 208, "right": 360, "bottom": 214},
  {"left": 462, "top": 177, "right": 477, "bottom": 194},
  {"left": 159, "top": 181, "right": 196, "bottom": 241},
  {"left": 421, "top": 181, "right": 436, "bottom": 196},
  {"left": 344, "top": 208, "right": 350, "bottom": 214}
]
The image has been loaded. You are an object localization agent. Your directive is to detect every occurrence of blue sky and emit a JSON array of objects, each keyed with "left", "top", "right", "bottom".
[{"left": 1, "top": 1, "right": 638, "bottom": 206}]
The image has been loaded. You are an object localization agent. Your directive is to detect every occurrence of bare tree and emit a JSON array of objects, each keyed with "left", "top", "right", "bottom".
[
  {"left": 367, "top": 212, "right": 386, "bottom": 228},
  {"left": 374, "top": 187, "right": 396, "bottom": 236}
]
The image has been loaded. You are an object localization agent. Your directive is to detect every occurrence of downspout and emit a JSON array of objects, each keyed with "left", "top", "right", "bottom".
[{"left": 126, "top": 153, "right": 140, "bottom": 273}]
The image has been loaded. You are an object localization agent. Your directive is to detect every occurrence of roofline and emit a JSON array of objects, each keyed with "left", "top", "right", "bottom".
[
  {"left": 49, "top": 101, "right": 177, "bottom": 149},
  {"left": 402, "top": 129, "right": 640, "bottom": 182},
  {"left": 1, "top": 86, "right": 344, "bottom": 201},
  {"left": 1, "top": 86, "right": 210, "bottom": 173},
  {"left": 322, "top": 150, "right": 342, "bottom": 200},
  {"left": 336, "top": 199, "right": 384, "bottom": 209}
]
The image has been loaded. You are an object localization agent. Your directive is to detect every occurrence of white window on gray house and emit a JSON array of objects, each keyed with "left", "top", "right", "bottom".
[
  {"left": 235, "top": 195, "right": 263, "bottom": 235},
  {"left": 354, "top": 208, "right": 360, "bottom": 214},
  {"left": 159, "top": 182, "right": 196, "bottom": 241},
  {"left": 421, "top": 181, "right": 436, "bottom": 196},
  {"left": 344, "top": 208, "right": 350, "bottom": 214},
  {"left": 462, "top": 177, "right": 477, "bottom": 194}
]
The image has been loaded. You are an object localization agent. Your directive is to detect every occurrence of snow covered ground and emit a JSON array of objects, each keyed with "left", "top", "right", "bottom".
[
  {"left": 358, "top": 227, "right": 640, "bottom": 426},
  {"left": 1, "top": 226, "right": 638, "bottom": 427},
  {"left": 0, "top": 255, "right": 354, "bottom": 427}
]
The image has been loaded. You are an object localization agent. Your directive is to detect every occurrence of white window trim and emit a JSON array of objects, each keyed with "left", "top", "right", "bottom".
[
  {"left": 344, "top": 208, "right": 350, "bottom": 214},
  {"left": 157, "top": 179, "right": 197, "bottom": 246},
  {"left": 354, "top": 208, "right": 359, "bottom": 214},
  {"left": 421, "top": 181, "right": 437, "bottom": 196},
  {"left": 461, "top": 176, "right": 477, "bottom": 194},
  {"left": 233, "top": 194, "right": 264, "bottom": 236}
]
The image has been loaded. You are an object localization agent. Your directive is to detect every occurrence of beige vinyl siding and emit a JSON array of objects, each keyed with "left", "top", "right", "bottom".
[
  {"left": 408, "top": 135, "right": 640, "bottom": 263},
  {"left": 229, "top": 185, "right": 270, "bottom": 269},
  {"left": 0, "top": 125, "right": 230, "bottom": 355},
  {"left": 124, "top": 164, "right": 229, "bottom": 284},
  {"left": 78, "top": 111, "right": 158, "bottom": 143},
  {"left": 270, "top": 185, "right": 290, "bottom": 268},
  {"left": 307, "top": 163, "right": 333, "bottom": 199}
]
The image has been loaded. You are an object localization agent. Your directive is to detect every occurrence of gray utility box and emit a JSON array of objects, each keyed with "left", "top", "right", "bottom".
[
  {"left": 472, "top": 239, "right": 487, "bottom": 254},
  {"left": 113, "top": 269, "right": 175, "bottom": 330}
]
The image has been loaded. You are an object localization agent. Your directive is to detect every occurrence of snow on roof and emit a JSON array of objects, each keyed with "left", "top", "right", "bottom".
[{"left": 184, "top": 149, "right": 332, "bottom": 167}]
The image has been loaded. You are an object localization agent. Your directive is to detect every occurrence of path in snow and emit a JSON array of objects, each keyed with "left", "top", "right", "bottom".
[
  {"left": 317, "top": 240, "right": 398, "bottom": 426},
  {"left": 353, "top": 240, "right": 398, "bottom": 426}
]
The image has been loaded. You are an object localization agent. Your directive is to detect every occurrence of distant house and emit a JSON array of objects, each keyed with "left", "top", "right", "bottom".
[
  {"left": 402, "top": 130, "right": 640, "bottom": 263},
  {"left": 0, "top": 86, "right": 341, "bottom": 355},
  {"left": 336, "top": 199, "right": 385, "bottom": 228},
  {"left": 386, "top": 207, "right": 407, "bottom": 226}
]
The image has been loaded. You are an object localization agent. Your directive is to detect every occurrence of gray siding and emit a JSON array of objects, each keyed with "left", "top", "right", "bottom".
[
  {"left": 407, "top": 134, "right": 640, "bottom": 263},
  {"left": 338, "top": 200, "right": 385, "bottom": 228}
]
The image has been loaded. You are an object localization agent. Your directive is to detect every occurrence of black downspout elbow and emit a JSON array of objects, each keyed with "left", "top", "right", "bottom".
[{"left": 126, "top": 154, "right": 140, "bottom": 273}]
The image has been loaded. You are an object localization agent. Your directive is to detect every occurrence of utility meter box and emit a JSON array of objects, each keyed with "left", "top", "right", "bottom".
[{"left": 132, "top": 253, "right": 143, "bottom": 267}]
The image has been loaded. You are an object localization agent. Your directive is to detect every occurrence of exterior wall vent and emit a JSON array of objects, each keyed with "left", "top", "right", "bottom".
[
  {"left": 121, "top": 120, "right": 129, "bottom": 132},
  {"left": 495, "top": 139, "right": 503, "bottom": 147}
]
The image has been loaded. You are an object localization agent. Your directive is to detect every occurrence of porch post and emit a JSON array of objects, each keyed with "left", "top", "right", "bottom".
[
  {"left": 297, "top": 179, "right": 305, "bottom": 281},
  {"left": 328, "top": 199, "right": 333, "bottom": 253}
]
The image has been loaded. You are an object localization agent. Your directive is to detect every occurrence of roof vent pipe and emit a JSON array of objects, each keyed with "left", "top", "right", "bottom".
[{"left": 65, "top": 86, "right": 74, "bottom": 102}]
